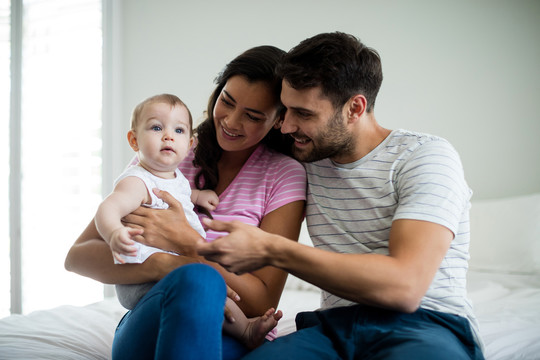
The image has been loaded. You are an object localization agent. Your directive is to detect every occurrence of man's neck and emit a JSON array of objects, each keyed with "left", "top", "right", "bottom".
[{"left": 332, "top": 115, "right": 391, "bottom": 164}]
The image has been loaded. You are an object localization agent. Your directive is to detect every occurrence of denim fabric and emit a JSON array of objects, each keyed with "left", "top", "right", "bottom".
[
  {"left": 112, "top": 263, "right": 249, "bottom": 360},
  {"left": 243, "top": 305, "right": 484, "bottom": 360}
]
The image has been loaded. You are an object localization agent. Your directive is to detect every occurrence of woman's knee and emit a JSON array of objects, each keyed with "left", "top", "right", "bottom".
[{"left": 160, "top": 263, "right": 226, "bottom": 299}]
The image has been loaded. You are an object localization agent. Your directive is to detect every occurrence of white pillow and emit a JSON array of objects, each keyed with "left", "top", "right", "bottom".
[{"left": 469, "top": 193, "right": 540, "bottom": 274}]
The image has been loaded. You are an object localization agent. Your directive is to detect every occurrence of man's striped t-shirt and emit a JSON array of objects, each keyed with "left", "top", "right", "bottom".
[{"left": 303, "top": 129, "right": 480, "bottom": 344}]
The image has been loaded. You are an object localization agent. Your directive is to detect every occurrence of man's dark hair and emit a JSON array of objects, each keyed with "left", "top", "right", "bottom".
[{"left": 278, "top": 32, "right": 383, "bottom": 112}]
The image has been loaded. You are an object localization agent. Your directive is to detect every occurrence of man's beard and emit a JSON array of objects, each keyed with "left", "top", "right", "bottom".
[{"left": 292, "top": 110, "right": 355, "bottom": 163}]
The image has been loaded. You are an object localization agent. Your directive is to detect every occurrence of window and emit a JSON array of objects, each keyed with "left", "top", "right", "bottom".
[
  {"left": 0, "top": 0, "right": 10, "bottom": 318},
  {"left": 2, "top": 0, "right": 104, "bottom": 317}
]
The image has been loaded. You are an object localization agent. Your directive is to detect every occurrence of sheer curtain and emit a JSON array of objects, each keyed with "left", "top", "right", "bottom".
[{"left": 2, "top": 0, "right": 104, "bottom": 317}]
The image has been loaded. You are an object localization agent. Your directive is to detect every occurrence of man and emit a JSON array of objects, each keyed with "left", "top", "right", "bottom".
[{"left": 198, "top": 32, "right": 483, "bottom": 359}]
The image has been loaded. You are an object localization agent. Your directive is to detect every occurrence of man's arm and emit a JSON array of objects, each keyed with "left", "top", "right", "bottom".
[{"left": 198, "top": 218, "right": 452, "bottom": 313}]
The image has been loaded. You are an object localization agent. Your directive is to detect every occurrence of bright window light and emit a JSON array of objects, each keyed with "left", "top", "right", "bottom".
[
  {"left": 0, "top": 0, "right": 10, "bottom": 318},
  {"left": 2, "top": 0, "right": 104, "bottom": 317}
]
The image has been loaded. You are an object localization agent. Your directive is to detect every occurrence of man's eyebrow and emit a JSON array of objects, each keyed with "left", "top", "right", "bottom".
[
  {"left": 223, "top": 89, "right": 266, "bottom": 116},
  {"left": 289, "top": 106, "right": 314, "bottom": 115}
]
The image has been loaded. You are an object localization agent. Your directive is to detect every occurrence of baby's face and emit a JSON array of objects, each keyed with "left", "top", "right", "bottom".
[{"left": 132, "top": 102, "right": 193, "bottom": 174}]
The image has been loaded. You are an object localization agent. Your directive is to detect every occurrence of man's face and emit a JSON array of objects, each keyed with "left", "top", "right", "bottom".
[{"left": 280, "top": 80, "right": 355, "bottom": 163}]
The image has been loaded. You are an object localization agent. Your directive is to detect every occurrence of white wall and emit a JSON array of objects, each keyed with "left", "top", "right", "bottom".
[{"left": 111, "top": 0, "right": 540, "bottom": 200}]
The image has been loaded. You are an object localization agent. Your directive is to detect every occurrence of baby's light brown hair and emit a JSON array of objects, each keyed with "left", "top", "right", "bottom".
[{"left": 131, "top": 93, "right": 193, "bottom": 135}]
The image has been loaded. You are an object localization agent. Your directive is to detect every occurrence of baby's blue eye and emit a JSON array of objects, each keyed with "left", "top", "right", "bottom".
[
  {"left": 151, "top": 125, "right": 162, "bottom": 131},
  {"left": 176, "top": 128, "right": 185, "bottom": 134}
]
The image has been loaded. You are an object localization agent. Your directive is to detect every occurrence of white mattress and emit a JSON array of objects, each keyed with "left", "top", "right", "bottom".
[
  {"left": 0, "top": 299, "right": 126, "bottom": 360},
  {"left": 0, "top": 270, "right": 539, "bottom": 360},
  {"left": 467, "top": 271, "right": 540, "bottom": 359}
]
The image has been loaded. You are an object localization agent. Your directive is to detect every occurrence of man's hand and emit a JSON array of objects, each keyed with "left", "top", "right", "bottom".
[
  {"left": 122, "top": 189, "right": 202, "bottom": 256},
  {"left": 197, "top": 218, "right": 272, "bottom": 275}
]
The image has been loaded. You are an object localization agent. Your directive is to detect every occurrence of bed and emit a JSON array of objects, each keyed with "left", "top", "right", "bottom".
[{"left": 1, "top": 193, "right": 539, "bottom": 360}]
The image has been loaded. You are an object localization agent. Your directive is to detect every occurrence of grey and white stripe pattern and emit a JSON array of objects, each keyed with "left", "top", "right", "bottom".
[{"left": 303, "top": 129, "right": 480, "bottom": 343}]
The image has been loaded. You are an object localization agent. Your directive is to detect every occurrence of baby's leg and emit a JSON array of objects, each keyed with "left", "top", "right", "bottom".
[{"left": 222, "top": 298, "right": 283, "bottom": 349}]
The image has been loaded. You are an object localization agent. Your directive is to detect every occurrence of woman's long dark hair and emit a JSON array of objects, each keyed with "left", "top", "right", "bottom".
[{"left": 193, "top": 46, "right": 293, "bottom": 191}]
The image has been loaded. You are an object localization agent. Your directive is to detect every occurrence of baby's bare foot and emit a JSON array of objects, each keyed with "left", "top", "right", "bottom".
[{"left": 242, "top": 308, "right": 283, "bottom": 349}]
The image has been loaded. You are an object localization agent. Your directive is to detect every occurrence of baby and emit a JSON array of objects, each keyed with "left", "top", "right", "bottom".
[{"left": 94, "top": 93, "right": 281, "bottom": 348}]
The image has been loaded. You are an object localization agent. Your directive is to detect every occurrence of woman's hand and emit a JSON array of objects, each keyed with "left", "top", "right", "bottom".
[
  {"left": 223, "top": 285, "right": 241, "bottom": 323},
  {"left": 65, "top": 216, "right": 203, "bottom": 284},
  {"left": 122, "top": 189, "right": 203, "bottom": 257}
]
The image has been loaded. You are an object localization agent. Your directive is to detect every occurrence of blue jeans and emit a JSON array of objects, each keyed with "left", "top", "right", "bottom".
[
  {"left": 243, "top": 304, "right": 484, "bottom": 360},
  {"left": 112, "top": 263, "right": 249, "bottom": 360}
]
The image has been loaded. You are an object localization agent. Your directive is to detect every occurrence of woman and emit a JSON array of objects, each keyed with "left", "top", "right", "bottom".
[{"left": 64, "top": 46, "right": 306, "bottom": 359}]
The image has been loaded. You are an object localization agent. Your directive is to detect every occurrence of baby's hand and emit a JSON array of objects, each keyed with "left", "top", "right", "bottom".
[
  {"left": 109, "top": 227, "right": 143, "bottom": 263},
  {"left": 197, "top": 189, "right": 219, "bottom": 211}
]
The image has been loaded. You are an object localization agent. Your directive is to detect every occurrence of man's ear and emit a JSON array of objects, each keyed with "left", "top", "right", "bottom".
[
  {"left": 127, "top": 130, "right": 139, "bottom": 151},
  {"left": 346, "top": 94, "right": 367, "bottom": 123}
]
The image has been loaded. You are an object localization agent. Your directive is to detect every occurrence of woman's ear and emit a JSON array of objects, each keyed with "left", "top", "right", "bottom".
[
  {"left": 273, "top": 112, "right": 285, "bottom": 129},
  {"left": 127, "top": 130, "right": 139, "bottom": 151}
]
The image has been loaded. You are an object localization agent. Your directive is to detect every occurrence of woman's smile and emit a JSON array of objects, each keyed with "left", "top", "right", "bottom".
[{"left": 221, "top": 123, "right": 242, "bottom": 139}]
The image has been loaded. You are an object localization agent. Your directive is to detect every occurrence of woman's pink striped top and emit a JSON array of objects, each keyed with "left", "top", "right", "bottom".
[{"left": 178, "top": 143, "right": 307, "bottom": 242}]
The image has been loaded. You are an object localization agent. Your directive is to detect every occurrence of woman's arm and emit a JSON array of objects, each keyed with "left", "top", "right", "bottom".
[
  {"left": 210, "top": 199, "right": 305, "bottom": 317},
  {"left": 64, "top": 217, "right": 198, "bottom": 285},
  {"left": 121, "top": 190, "right": 305, "bottom": 316},
  {"left": 103, "top": 188, "right": 305, "bottom": 316}
]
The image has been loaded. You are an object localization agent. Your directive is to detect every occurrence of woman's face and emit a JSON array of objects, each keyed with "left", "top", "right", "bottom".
[{"left": 213, "top": 75, "right": 279, "bottom": 154}]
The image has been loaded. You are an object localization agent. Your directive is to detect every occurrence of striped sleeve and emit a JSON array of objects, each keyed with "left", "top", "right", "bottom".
[
  {"left": 393, "top": 138, "right": 472, "bottom": 235},
  {"left": 265, "top": 156, "right": 307, "bottom": 215}
]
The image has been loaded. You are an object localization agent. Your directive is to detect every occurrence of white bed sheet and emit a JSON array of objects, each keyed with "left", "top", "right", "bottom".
[
  {"left": 0, "top": 298, "right": 126, "bottom": 360},
  {"left": 1, "top": 270, "right": 539, "bottom": 360},
  {"left": 467, "top": 271, "right": 540, "bottom": 360}
]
